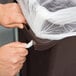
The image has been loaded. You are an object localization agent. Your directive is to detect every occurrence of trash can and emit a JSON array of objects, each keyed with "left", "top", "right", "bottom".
[{"left": 19, "top": 25, "right": 76, "bottom": 76}]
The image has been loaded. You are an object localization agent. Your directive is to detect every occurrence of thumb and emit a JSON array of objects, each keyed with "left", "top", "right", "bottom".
[{"left": 6, "top": 23, "right": 24, "bottom": 29}]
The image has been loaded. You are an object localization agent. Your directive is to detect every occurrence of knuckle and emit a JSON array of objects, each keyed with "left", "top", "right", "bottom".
[
  {"left": 21, "top": 49, "right": 28, "bottom": 56},
  {"left": 12, "top": 3, "right": 18, "bottom": 10},
  {"left": 23, "top": 58, "right": 26, "bottom": 63},
  {"left": 21, "top": 60, "right": 25, "bottom": 64},
  {"left": 11, "top": 65, "right": 16, "bottom": 70},
  {"left": 12, "top": 58, "right": 18, "bottom": 64},
  {"left": 21, "top": 58, "right": 26, "bottom": 63},
  {"left": 25, "top": 50, "right": 28, "bottom": 56},
  {"left": 14, "top": 42, "right": 22, "bottom": 46},
  {"left": 11, "top": 65, "right": 21, "bottom": 75},
  {"left": 20, "top": 64, "right": 24, "bottom": 69},
  {"left": 11, "top": 71, "right": 16, "bottom": 76}
]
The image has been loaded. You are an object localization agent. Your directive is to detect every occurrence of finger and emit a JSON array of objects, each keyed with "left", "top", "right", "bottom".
[
  {"left": 17, "top": 57, "right": 26, "bottom": 64},
  {"left": 6, "top": 42, "right": 26, "bottom": 48},
  {"left": 11, "top": 63, "right": 23, "bottom": 76},
  {"left": 16, "top": 48, "right": 28, "bottom": 56},
  {"left": 5, "top": 42, "right": 28, "bottom": 56},
  {"left": 15, "top": 63, "right": 24, "bottom": 73},
  {"left": 13, "top": 58, "right": 26, "bottom": 75},
  {"left": 11, "top": 55, "right": 26, "bottom": 64},
  {"left": 6, "top": 23, "right": 24, "bottom": 29}
]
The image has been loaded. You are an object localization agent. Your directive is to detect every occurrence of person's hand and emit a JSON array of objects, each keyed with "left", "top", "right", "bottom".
[
  {"left": 0, "top": 3, "right": 26, "bottom": 29},
  {"left": 0, "top": 42, "right": 28, "bottom": 76}
]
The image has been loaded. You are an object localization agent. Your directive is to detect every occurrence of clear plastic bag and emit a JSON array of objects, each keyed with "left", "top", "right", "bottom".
[{"left": 17, "top": 0, "right": 76, "bottom": 40}]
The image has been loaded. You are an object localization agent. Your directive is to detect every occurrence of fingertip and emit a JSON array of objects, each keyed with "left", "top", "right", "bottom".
[
  {"left": 16, "top": 23, "right": 24, "bottom": 29},
  {"left": 19, "top": 24, "right": 24, "bottom": 29}
]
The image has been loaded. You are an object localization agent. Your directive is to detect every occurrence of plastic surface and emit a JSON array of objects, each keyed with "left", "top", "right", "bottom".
[{"left": 17, "top": 0, "right": 76, "bottom": 40}]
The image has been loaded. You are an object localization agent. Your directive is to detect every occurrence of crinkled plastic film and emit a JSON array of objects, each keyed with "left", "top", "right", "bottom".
[{"left": 17, "top": 0, "right": 76, "bottom": 40}]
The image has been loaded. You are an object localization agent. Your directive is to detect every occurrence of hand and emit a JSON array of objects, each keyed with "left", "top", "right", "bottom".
[
  {"left": 0, "top": 42, "right": 28, "bottom": 76},
  {"left": 0, "top": 3, "right": 26, "bottom": 29}
]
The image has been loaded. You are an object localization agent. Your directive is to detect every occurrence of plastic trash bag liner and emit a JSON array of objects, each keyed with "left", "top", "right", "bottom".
[{"left": 17, "top": 0, "right": 76, "bottom": 40}]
